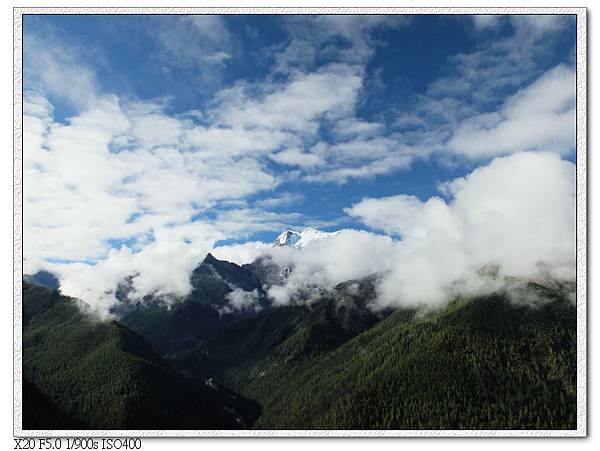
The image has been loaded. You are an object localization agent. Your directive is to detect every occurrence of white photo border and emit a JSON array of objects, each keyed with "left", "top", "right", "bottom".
[{"left": 13, "top": 6, "right": 588, "bottom": 438}]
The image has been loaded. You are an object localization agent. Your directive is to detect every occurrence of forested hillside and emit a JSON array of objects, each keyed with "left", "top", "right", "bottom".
[
  {"left": 181, "top": 284, "right": 576, "bottom": 430},
  {"left": 21, "top": 269, "right": 577, "bottom": 430},
  {"left": 22, "top": 282, "right": 260, "bottom": 430}
]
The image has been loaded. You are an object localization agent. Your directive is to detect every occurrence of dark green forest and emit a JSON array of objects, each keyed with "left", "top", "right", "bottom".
[
  {"left": 22, "top": 272, "right": 577, "bottom": 430},
  {"left": 246, "top": 294, "right": 575, "bottom": 429},
  {"left": 22, "top": 282, "right": 260, "bottom": 429}
]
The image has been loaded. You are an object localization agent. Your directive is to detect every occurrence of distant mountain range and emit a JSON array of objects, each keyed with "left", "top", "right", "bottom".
[{"left": 21, "top": 228, "right": 577, "bottom": 430}]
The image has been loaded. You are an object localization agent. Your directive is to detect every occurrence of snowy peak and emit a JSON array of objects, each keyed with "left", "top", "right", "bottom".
[
  {"left": 273, "top": 228, "right": 339, "bottom": 249},
  {"left": 274, "top": 230, "right": 301, "bottom": 247}
]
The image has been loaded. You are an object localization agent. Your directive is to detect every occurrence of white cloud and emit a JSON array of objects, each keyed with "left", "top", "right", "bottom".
[
  {"left": 184, "top": 126, "right": 293, "bottom": 158},
  {"left": 447, "top": 65, "right": 575, "bottom": 158},
  {"left": 472, "top": 15, "right": 502, "bottom": 30},
  {"left": 24, "top": 96, "right": 134, "bottom": 263},
  {"left": 331, "top": 118, "right": 383, "bottom": 140},
  {"left": 345, "top": 194, "right": 459, "bottom": 240},
  {"left": 213, "top": 64, "right": 363, "bottom": 133},
  {"left": 255, "top": 192, "right": 305, "bottom": 209},
  {"left": 24, "top": 33, "right": 99, "bottom": 111},
  {"left": 213, "top": 150, "right": 575, "bottom": 310},
  {"left": 22, "top": 33, "right": 383, "bottom": 313},
  {"left": 208, "top": 209, "right": 301, "bottom": 238},
  {"left": 396, "top": 15, "right": 575, "bottom": 162},
  {"left": 269, "top": 148, "right": 324, "bottom": 168},
  {"left": 223, "top": 288, "right": 262, "bottom": 313},
  {"left": 511, "top": 15, "right": 569, "bottom": 38},
  {"left": 274, "top": 15, "right": 406, "bottom": 72},
  {"left": 150, "top": 15, "right": 233, "bottom": 72},
  {"left": 54, "top": 221, "right": 222, "bottom": 318},
  {"left": 321, "top": 137, "right": 402, "bottom": 163},
  {"left": 212, "top": 241, "right": 273, "bottom": 265},
  {"left": 188, "top": 15, "right": 232, "bottom": 44},
  {"left": 305, "top": 149, "right": 415, "bottom": 184},
  {"left": 262, "top": 230, "right": 397, "bottom": 306},
  {"left": 347, "top": 151, "right": 575, "bottom": 308},
  {"left": 130, "top": 113, "right": 184, "bottom": 148}
]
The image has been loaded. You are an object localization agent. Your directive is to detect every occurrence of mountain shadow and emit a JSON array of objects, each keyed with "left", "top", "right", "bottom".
[{"left": 22, "top": 281, "right": 261, "bottom": 430}]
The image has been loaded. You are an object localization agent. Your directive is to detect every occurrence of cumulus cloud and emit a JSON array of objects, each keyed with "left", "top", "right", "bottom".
[
  {"left": 22, "top": 91, "right": 286, "bottom": 314},
  {"left": 26, "top": 111, "right": 575, "bottom": 316},
  {"left": 347, "top": 151, "right": 575, "bottom": 308},
  {"left": 54, "top": 224, "right": 220, "bottom": 317},
  {"left": 304, "top": 148, "right": 415, "bottom": 184},
  {"left": 330, "top": 118, "right": 383, "bottom": 140},
  {"left": 212, "top": 63, "right": 363, "bottom": 133},
  {"left": 269, "top": 148, "right": 324, "bottom": 168},
  {"left": 23, "top": 95, "right": 278, "bottom": 264},
  {"left": 208, "top": 209, "right": 302, "bottom": 238},
  {"left": 393, "top": 15, "right": 575, "bottom": 164},
  {"left": 447, "top": 65, "right": 575, "bottom": 158},
  {"left": 511, "top": 15, "right": 570, "bottom": 38},
  {"left": 184, "top": 126, "right": 293, "bottom": 159}
]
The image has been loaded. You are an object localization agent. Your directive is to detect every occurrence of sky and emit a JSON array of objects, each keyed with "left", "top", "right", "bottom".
[{"left": 22, "top": 14, "right": 577, "bottom": 314}]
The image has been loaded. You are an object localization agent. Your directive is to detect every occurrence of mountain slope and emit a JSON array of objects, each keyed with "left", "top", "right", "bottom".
[
  {"left": 22, "top": 379, "right": 86, "bottom": 430},
  {"left": 22, "top": 282, "right": 259, "bottom": 430},
  {"left": 118, "top": 253, "right": 267, "bottom": 354},
  {"left": 118, "top": 300, "right": 228, "bottom": 355},
  {"left": 240, "top": 288, "right": 576, "bottom": 429},
  {"left": 189, "top": 253, "right": 264, "bottom": 303},
  {"left": 173, "top": 276, "right": 384, "bottom": 389},
  {"left": 170, "top": 279, "right": 576, "bottom": 430}
]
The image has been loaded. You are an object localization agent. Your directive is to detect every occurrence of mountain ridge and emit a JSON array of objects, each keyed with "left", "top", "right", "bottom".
[{"left": 21, "top": 281, "right": 261, "bottom": 430}]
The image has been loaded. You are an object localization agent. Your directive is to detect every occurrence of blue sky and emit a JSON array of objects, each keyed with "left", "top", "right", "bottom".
[{"left": 23, "top": 14, "right": 577, "bottom": 280}]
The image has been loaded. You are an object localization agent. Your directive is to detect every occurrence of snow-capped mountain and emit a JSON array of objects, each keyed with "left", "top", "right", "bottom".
[
  {"left": 274, "top": 230, "right": 301, "bottom": 247},
  {"left": 273, "top": 228, "right": 339, "bottom": 249}
]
